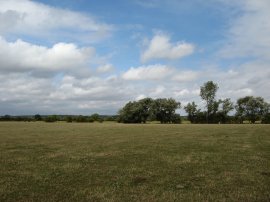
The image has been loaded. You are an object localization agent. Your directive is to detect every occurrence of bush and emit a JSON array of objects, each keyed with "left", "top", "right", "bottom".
[
  {"left": 66, "top": 116, "right": 73, "bottom": 123},
  {"left": 44, "top": 115, "right": 58, "bottom": 122},
  {"left": 171, "top": 114, "right": 182, "bottom": 124},
  {"left": 262, "top": 113, "right": 270, "bottom": 124},
  {"left": 76, "top": 115, "right": 87, "bottom": 123}
]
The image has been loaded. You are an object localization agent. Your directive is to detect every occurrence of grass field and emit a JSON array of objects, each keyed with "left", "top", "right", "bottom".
[{"left": 0, "top": 122, "right": 269, "bottom": 201}]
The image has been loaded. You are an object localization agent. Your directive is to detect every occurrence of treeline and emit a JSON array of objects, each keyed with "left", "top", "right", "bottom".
[
  {"left": 0, "top": 114, "right": 118, "bottom": 123},
  {"left": 118, "top": 81, "right": 270, "bottom": 124}
]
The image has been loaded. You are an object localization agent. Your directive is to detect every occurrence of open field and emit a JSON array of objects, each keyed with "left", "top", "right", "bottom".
[{"left": 0, "top": 122, "right": 269, "bottom": 201}]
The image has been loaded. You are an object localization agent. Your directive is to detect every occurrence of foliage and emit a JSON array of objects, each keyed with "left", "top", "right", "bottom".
[
  {"left": 235, "top": 96, "right": 268, "bottom": 123},
  {"left": 34, "top": 114, "right": 42, "bottom": 121},
  {"left": 118, "top": 98, "right": 181, "bottom": 124},
  {"left": 200, "top": 81, "right": 219, "bottom": 123},
  {"left": 261, "top": 113, "right": 270, "bottom": 124},
  {"left": 151, "top": 98, "right": 181, "bottom": 123},
  {"left": 184, "top": 102, "right": 198, "bottom": 123},
  {"left": 66, "top": 116, "right": 73, "bottom": 123},
  {"left": 76, "top": 115, "right": 88, "bottom": 123},
  {"left": 90, "top": 113, "right": 104, "bottom": 123},
  {"left": 44, "top": 115, "right": 58, "bottom": 122}
]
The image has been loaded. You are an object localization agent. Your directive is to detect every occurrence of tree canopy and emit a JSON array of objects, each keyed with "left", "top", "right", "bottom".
[{"left": 118, "top": 98, "right": 181, "bottom": 124}]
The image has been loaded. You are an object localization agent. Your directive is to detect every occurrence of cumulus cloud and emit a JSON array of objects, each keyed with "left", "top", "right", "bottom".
[
  {"left": 0, "top": 36, "right": 95, "bottom": 76},
  {"left": 1, "top": 61, "right": 270, "bottom": 115},
  {"left": 122, "top": 64, "right": 173, "bottom": 80},
  {"left": 220, "top": 0, "right": 270, "bottom": 59},
  {"left": 96, "top": 64, "right": 114, "bottom": 73},
  {"left": 141, "top": 34, "right": 195, "bottom": 62},
  {"left": 172, "top": 71, "right": 199, "bottom": 82},
  {"left": 0, "top": 0, "right": 113, "bottom": 42}
]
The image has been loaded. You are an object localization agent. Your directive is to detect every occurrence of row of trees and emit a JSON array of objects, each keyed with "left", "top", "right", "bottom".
[
  {"left": 118, "top": 81, "right": 270, "bottom": 124},
  {"left": 0, "top": 114, "right": 118, "bottom": 123},
  {"left": 184, "top": 81, "right": 270, "bottom": 124}
]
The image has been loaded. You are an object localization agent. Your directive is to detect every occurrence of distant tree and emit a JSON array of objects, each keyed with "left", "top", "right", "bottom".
[
  {"left": 76, "top": 115, "right": 87, "bottom": 123},
  {"left": 66, "top": 116, "right": 73, "bottom": 123},
  {"left": 200, "top": 81, "right": 219, "bottom": 123},
  {"left": 118, "top": 98, "right": 153, "bottom": 123},
  {"left": 151, "top": 98, "right": 181, "bottom": 124},
  {"left": 217, "top": 98, "right": 234, "bottom": 123},
  {"left": 184, "top": 102, "right": 198, "bottom": 123},
  {"left": 44, "top": 115, "right": 58, "bottom": 122},
  {"left": 90, "top": 113, "right": 104, "bottom": 123},
  {"left": 34, "top": 114, "right": 42, "bottom": 121},
  {"left": 90, "top": 113, "right": 100, "bottom": 121},
  {"left": 2, "top": 115, "right": 11, "bottom": 121},
  {"left": 138, "top": 98, "right": 154, "bottom": 123},
  {"left": 118, "top": 98, "right": 181, "bottom": 124},
  {"left": 171, "top": 113, "right": 182, "bottom": 124},
  {"left": 235, "top": 96, "right": 268, "bottom": 123},
  {"left": 262, "top": 113, "right": 270, "bottom": 124}
]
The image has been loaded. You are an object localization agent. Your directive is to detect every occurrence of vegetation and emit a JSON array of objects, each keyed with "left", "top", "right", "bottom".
[
  {"left": 235, "top": 96, "right": 270, "bottom": 124},
  {"left": 184, "top": 81, "right": 269, "bottom": 124},
  {"left": 0, "top": 122, "right": 269, "bottom": 201},
  {"left": 118, "top": 98, "right": 181, "bottom": 123},
  {"left": 200, "top": 81, "right": 219, "bottom": 123}
]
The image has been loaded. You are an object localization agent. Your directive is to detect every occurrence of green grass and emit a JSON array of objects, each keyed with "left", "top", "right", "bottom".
[{"left": 0, "top": 122, "right": 269, "bottom": 201}]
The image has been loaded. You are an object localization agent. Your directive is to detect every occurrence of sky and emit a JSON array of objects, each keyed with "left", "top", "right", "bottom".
[{"left": 0, "top": 0, "right": 270, "bottom": 115}]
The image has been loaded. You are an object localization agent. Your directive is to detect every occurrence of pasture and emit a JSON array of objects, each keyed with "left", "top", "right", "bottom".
[{"left": 0, "top": 122, "right": 269, "bottom": 201}]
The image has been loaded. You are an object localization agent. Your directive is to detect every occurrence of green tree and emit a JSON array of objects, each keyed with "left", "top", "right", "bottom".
[
  {"left": 66, "top": 116, "right": 73, "bottom": 123},
  {"left": 151, "top": 98, "right": 181, "bottom": 124},
  {"left": 184, "top": 102, "right": 198, "bottom": 123},
  {"left": 119, "top": 98, "right": 151, "bottom": 123},
  {"left": 34, "top": 114, "right": 42, "bottom": 121},
  {"left": 217, "top": 98, "right": 234, "bottom": 123},
  {"left": 44, "top": 115, "right": 58, "bottom": 122},
  {"left": 200, "top": 81, "right": 219, "bottom": 123},
  {"left": 90, "top": 113, "right": 104, "bottom": 122},
  {"left": 235, "top": 96, "right": 268, "bottom": 123}
]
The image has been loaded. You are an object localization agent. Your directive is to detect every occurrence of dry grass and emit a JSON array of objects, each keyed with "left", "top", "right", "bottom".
[{"left": 0, "top": 122, "right": 269, "bottom": 201}]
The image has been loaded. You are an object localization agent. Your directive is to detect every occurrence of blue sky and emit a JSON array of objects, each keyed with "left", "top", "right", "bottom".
[{"left": 0, "top": 0, "right": 269, "bottom": 115}]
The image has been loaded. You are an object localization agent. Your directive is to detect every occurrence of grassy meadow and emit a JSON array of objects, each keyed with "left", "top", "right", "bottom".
[{"left": 0, "top": 122, "right": 269, "bottom": 201}]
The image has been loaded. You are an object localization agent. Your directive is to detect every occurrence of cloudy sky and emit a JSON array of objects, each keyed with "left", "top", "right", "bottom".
[{"left": 0, "top": 0, "right": 270, "bottom": 115}]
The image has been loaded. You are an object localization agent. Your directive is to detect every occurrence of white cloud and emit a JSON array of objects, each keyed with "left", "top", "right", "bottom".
[
  {"left": 136, "top": 94, "right": 147, "bottom": 100},
  {"left": 172, "top": 71, "right": 199, "bottom": 82},
  {"left": 0, "top": 0, "right": 113, "bottom": 42},
  {"left": 141, "top": 34, "right": 195, "bottom": 62},
  {"left": 0, "top": 61, "right": 270, "bottom": 115},
  {"left": 220, "top": 0, "right": 270, "bottom": 59},
  {"left": 0, "top": 36, "right": 95, "bottom": 75},
  {"left": 122, "top": 64, "right": 173, "bottom": 80},
  {"left": 96, "top": 64, "right": 114, "bottom": 73},
  {"left": 174, "top": 89, "right": 190, "bottom": 97}
]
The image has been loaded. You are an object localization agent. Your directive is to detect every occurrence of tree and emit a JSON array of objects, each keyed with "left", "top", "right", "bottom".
[
  {"left": 262, "top": 113, "right": 270, "bottom": 124},
  {"left": 118, "top": 98, "right": 180, "bottom": 124},
  {"left": 44, "top": 115, "right": 58, "bottom": 122},
  {"left": 184, "top": 102, "right": 198, "bottom": 123},
  {"left": 138, "top": 98, "right": 154, "bottom": 123},
  {"left": 200, "top": 81, "right": 219, "bottom": 123},
  {"left": 34, "top": 114, "right": 42, "bottom": 121},
  {"left": 151, "top": 98, "right": 181, "bottom": 123},
  {"left": 90, "top": 113, "right": 104, "bottom": 122},
  {"left": 235, "top": 96, "right": 268, "bottom": 123},
  {"left": 118, "top": 99, "right": 153, "bottom": 123},
  {"left": 66, "top": 116, "right": 73, "bottom": 123},
  {"left": 76, "top": 115, "right": 87, "bottom": 123},
  {"left": 217, "top": 98, "right": 234, "bottom": 123}
]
